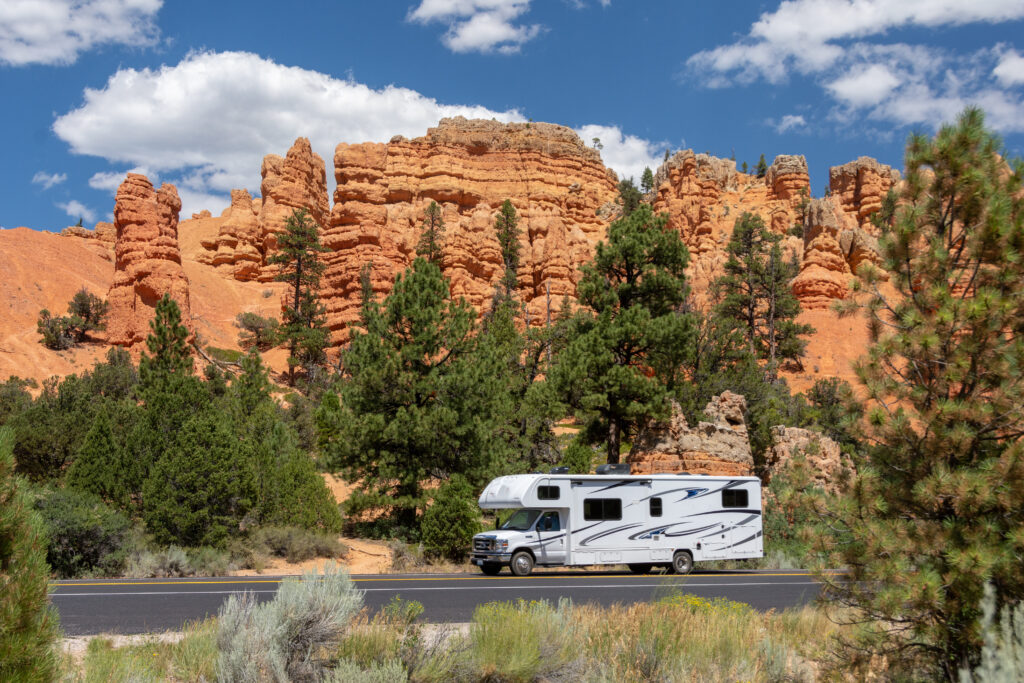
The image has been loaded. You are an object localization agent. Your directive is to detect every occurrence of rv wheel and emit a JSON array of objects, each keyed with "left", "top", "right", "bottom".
[
  {"left": 479, "top": 563, "right": 502, "bottom": 576},
  {"left": 627, "top": 563, "right": 653, "bottom": 574},
  {"left": 671, "top": 550, "right": 693, "bottom": 575},
  {"left": 510, "top": 550, "right": 534, "bottom": 577}
]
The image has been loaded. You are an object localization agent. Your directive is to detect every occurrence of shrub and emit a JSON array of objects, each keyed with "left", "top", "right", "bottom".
[
  {"left": 470, "top": 599, "right": 582, "bottom": 681},
  {"left": 35, "top": 486, "right": 132, "bottom": 578},
  {"left": 250, "top": 525, "right": 346, "bottom": 563},
  {"left": 236, "top": 312, "right": 280, "bottom": 350},
  {"left": 66, "top": 287, "right": 108, "bottom": 342},
  {"left": 559, "top": 436, "right": 593, "bottom": 474},
  {"left": 36, "top": 309, "right": 74, "bottom": 350},
  {"left": 324, "top": 659, "right": 407, "bottom": 683},
  {"left": 66, "top": 409, "right": 131, "bottom": 508},
  {"left": 125, "top": 546, "right": 195, "bottom": 578},
  {"left": 216, "top": 564, "right": 364, "bottom": 682},
  {"left": 0, "top": 428, "right": 59, "bottom": 682},
  {"left": 420, "top": 475, "right": 480, "bottom": 561},
  {"left": 81, "top": 619, "right": 216, "bottom": 682}
]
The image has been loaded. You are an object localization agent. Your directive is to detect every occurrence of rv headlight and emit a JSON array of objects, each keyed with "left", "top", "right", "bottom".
[{"left": 497, "top": 539, "right": 508, "bottom": 550}]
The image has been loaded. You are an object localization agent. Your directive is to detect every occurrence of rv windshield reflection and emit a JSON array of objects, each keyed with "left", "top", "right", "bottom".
[{"left": 501, "top": 509, "right": 541, "bottom": 531}]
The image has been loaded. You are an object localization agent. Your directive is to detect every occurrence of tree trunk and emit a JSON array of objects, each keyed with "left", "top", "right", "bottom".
[{"left": 607, "top": 419, "right": 621, "bottom": 464}]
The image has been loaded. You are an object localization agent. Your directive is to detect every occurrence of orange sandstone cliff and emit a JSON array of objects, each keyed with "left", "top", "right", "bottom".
[{"left": 106, "top": 173, "right": 193, "bottom": 346}]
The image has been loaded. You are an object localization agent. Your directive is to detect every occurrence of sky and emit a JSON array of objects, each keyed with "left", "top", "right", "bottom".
[{"left": 2, "top": 0, "right": 1024, "bottom": 229}]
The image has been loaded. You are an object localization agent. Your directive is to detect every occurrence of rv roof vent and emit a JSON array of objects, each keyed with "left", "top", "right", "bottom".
[
  {"left": 595, "top": 463, "right": 631, "bottom": 475},
  {"left": 549, "top": 466, "right": 569, "bottom": 475}
]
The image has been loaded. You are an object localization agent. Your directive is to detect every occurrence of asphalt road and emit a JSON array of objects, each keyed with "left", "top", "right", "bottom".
[{"left": 50, "top": 569, "right": 826, "bottom": 636}]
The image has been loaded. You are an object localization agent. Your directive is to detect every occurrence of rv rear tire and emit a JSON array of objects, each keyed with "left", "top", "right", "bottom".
[
  {"left": 510, "top": 550, "right": 534, "bottom": 577},
  {"left": 479, "top": 563, "right": 502, "bottom": 576},
  {"left": 627, "top": 563, "right": 653, "bottom": 574},
  {"left": 671, "top": 550, "right": 693, "bottom": 575}
]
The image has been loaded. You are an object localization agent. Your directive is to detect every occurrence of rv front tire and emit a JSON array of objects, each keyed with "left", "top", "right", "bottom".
[
  {"left": 671, "top": 550, "right": 693, "bottom": 574},
  {"left": 510, "top": 550, "right": 534, "bottom": 577}
]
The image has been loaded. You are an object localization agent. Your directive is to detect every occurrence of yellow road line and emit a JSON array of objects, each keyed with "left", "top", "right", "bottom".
[{"left": 50, "top": 571, "right": 840, "bottom": 588}]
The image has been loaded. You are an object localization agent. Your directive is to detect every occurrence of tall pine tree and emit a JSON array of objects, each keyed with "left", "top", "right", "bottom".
[
  {"left": 817, "top": 108, "right": 1024, "bottom": 679},
  {"left": 269, "top": 208, "right": 330, "bottom": 386},
  {"left": 550, "top": 204, "right": 695, "bottom": 464},
  {"left": 493, "top": 199, "right": 520, "bottom": 307},
  {"left": 416, "top": 201, "right": 445, "bottom": 264}
]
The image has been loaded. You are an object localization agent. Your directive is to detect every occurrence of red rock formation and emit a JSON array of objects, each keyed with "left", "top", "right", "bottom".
[
  {"left": 61, "top": 221, "right": 115, "bottom": 244},
  {"left": 106, "top": 173, "right": 192, "bottom": 346},
  {"left": 765, "top": 154, "right": 810, "bottom": 204},
  {"left": 765, "top": 426, "right": 851, "bottom": 496},
  {"left": 323, "top": 117, "right": 617, "bottom": 340},
  {"left": 627, "top": 392, "right": 754, "bottom": 476},
  {"left": 828, "top": 157, "right": 899, "bottom": 233},
  {"left": 791, "top": 198, "right": 852, "bottom": 309},
  {"left": 196, "top": 189, "right": 263, "bottom": 280},
  {"left": 258, "top": 137, "right": 330, "bottom": 280}
]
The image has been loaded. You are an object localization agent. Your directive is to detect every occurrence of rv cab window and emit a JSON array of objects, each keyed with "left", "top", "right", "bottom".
[
  {"left": 501, "top": 509, "right": 541, "bottom": 531},
  {"left": 537, "top": 511, "right": 560, "bottom": 531}
]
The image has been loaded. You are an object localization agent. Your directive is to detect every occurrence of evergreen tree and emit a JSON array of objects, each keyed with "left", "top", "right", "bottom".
[
  {"left": 142, "top": 412, "right": 255, "bottom": 547},
  {"left": 421, "top": 474, "right": 481, "bottom": 560},
  {"left": 817, "top": 108, "right": 1024, "bottom": 679},
  {"left": 66, "top": 288, "right": 108, "bottom": 342},
  {"left": 269, "top": 208, "right": 330, "bottom": 386},
  {"left": 415, "top": 201, "right": 445, "bottom": 264},
  {"left": 617, "top": 178, "right": 643, "bottom": 216},
  {"left": 640, "top": 166, "right": 655, "bottom": 194},
  {"left": 713, "top": 212, "right": 813, "bottom": 380},
  {"left": 550, "top": 204, "right": 695, "bottom": 464},
  {"left": 139, "top": 293, "right": 193, "bottom": 389},
  {"left": 0, "top": 428, "right": 59, "bottom": 682},
  {"left": 756, "top": 153, "right": 768, "bottom": 178},
  {"left": 741, "top": 161, "right": 749, "bottom": 174},
  {"left": 36, "top": 309, "right": 74, "bottom": 350},
  {"left": 324, "top": 258, "right": 506, "bottom": 533},
  {"left": 235, "top": 312, "right": 279, "bottom": 351},
  {"left": 66, "top": 409, "right": 130, "bottom": 508},
  {"left": 493, "top": 199, "right": 521, "bottom": 307}
]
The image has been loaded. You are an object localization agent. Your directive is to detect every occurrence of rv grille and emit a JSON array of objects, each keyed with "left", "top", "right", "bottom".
[{"left": 473, "top": 538, "right": 493, "bottom": 552}]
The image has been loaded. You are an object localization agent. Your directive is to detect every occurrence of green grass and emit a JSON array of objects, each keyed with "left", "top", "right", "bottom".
[
  {"left": 74, "top": 620, "right": 216, "bottom": 682},
  {"left": 204, "top": 346, "right": 244, "bottom": 363}
]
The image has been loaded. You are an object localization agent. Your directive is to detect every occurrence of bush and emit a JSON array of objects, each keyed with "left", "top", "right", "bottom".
[
  {"left": 470, "top": 599, "right": 582, "bottom": 681},
  {"left": 125, "top": 546, "right": 195, "bottom": 578},
  {"left": 420, "top": 475, "right": 481, "bottom": 561},
  {"left": 35, "top": 486, "right": 132, "bottom": 578},
  {"left": 236, "top": 312, "right": 280, "bottom": 350},
  {"left": 216, "top": 564, "right": 364, "bottom": 682},
  {"left": 36, "top": 309, "right": 74, "bottom": 350},
  {"left": 250, "top": 525, "right": 346, "bottom": 563},
  {"left": 66, "top": 288, "right": 108, "bottom": 342},
  {"left": 559, "top": 436, "right": 593, "bottom": 474},
  {"left": 325, "top": 659, "right": 407, "bottom": 683}
]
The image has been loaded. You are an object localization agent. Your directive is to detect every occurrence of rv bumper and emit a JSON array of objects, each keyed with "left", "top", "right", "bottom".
[{"left": 471, "top": 553, "right": 512, "bottom": 565}]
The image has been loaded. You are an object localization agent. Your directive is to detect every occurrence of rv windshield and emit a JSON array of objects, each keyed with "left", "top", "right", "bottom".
[{"left": 501, "top": 509, "right": 541, "bottom": 531}]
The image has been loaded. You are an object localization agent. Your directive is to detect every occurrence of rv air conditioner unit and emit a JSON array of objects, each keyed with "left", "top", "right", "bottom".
[{"left": 549, "top": 466, "right": 569, "bottom": 475}]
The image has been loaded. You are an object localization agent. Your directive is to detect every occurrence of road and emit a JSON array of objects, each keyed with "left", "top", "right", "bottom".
[{"left": 50, "top": 569, "right": 826, "bottom": 636}]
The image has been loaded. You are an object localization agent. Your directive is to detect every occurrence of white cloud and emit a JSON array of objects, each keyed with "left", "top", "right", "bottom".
[
  {"left": 57, "top": 200, "right": 96, "bottom": 224},
  {"left": 0, "top": 0, "right": 161, "bottom": 66},
  {"left": 994, "top": 49, "right": 1024, "bottom": 85},
  {"left": 827, "top": 63, "right": 902, "bottom": 107},
  {"left": 54, "top": 51, "right": 525, "bottom": 211},
  {"left": 774, "top": 114, "right": 807, "bottom": 133},
  {"left": 408, "top": 0, "right": 542, "bottom": 54},
  {"left": 574, "top": 124, "right": 664, "bottom": 183},
  {"left": 31, "top": 171, "right": 67, "bottom": 189},
  {"left": 88, "top": 167, "right": 154, "bottom": 192},
  {"left": 687, "top": 1, "right": 1024, "bottom": 134}
]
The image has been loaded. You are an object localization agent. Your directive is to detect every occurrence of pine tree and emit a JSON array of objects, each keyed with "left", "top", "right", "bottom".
[
  {"left": 416, "top": 201, "right": 445, "bottom": 264},
  {"left": 420, "top": 474, "right": 482, "bottom": 560},
  {"left": 641, "top": 167, "right": 655, "bottom": 195},
  {"left": 0, "top": 428, "right": 59, "bottom": 682},
  {"left": 66, "top": 288, "right": 108, "bottom": 343},
  {"left": 550, "top": 204, "right": 695, "bottom": 464},
  {"left": 324, "top": 258, "right": 505, "bottom": 532},
  {"left": 66, "top": 409, "right": 130, "bottom": 508},
  {"left": 817, "top": 108, "right": 1024, "bottom": 679},
  {"left": 269, "top": 208, "right": 330, "bottom": 386},
  {"left": 493, "top": 199, "right": 521, "bottom": 307},
  {"left": 713, "top": 212, "right": 812, "bottom": 380},
  {"left": 139, "top": 293, "right": 193, "bottom": 389},
  {"left": 617, "top": 178, "right": 643, "bottom": 216},
  {"left": 756, "top": 154, "right": 768, "bottom": 178}
]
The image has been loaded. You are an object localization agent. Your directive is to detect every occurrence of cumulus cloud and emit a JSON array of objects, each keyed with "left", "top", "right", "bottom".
[
  {"left": 0, "top": 0, "right": 162, "bottom": 66},
  {"left": 54, "top": 51, "right": 525, "bottom": 214},
  {"left": 31, "top": 171, "right": 67, "bottom": 189},
  {"left": 574, "top": 124, "right": 664, "bottom": 183},
  {"left": 88, "top": 167, "right": 154, "bottom": 192},
  {"left": 408, "top": 0, "right": 542, "bottom": 54},
  {"left": 57, "top": 200, "right": 96, "bottom": 224},
  {"left": 686, "top": 1, "right": 1024, "bottom": 133},
  {"left": 773, "top": 114, "right": 807, "bottom": 133}
]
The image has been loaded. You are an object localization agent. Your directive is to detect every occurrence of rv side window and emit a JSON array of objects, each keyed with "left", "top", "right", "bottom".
[
  {"left": 538, "top": 485, "right": 560, "bottom": 500},
  {"left": 650, "top": 497, "right": 663, "bottom": 517},
  {"left": 722, "top": 489, "right": 748, "bottom": 508},
  {"left": 583, "top": 498, "right": 622, "bottom": 521}
]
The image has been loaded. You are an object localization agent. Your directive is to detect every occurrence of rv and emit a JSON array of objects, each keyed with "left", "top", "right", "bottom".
[{"left": 470, "top": 466, "right": 763, "bottom": 576}]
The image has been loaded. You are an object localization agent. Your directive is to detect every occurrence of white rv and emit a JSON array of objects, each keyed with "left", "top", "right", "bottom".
[{"left": 470, "top": 469, "right": 763, "bottom": 576}]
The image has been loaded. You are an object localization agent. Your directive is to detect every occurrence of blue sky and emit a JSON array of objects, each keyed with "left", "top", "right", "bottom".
[{"left": 3, "top": 0, "right": 1024, "bottom": 230}]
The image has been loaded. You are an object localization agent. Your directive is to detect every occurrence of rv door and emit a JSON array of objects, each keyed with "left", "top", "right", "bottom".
[{"left": 535, "top": 510, "right": 566, "bottom": 565}]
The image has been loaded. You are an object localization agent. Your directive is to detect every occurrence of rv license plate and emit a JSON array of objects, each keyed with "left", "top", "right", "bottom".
[{"left": 473, "top": 559, "right": 483, "bottom": 566}]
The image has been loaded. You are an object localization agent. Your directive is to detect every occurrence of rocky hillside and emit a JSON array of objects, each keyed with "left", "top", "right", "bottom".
[{"left": 1, "top": 117, "right": 900, "bottom": 390}]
